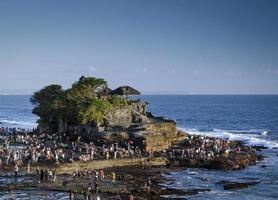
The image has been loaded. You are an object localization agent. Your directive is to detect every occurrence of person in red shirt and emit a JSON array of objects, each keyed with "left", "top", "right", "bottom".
[{"left": 129, "top": 193, "right": 134, "bottom": 200}]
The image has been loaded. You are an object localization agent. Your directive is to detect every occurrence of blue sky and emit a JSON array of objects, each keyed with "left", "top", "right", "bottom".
[{"left": 0, "top": 0, "right": 278, "bottom": 94}]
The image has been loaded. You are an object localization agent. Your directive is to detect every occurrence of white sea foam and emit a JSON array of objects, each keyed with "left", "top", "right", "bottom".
[
  {"left": 0, "top": 119, "right": 37, "bottom": 127},
  {"left": 178, "top": 127, "right": 278, "bottom": 149}
]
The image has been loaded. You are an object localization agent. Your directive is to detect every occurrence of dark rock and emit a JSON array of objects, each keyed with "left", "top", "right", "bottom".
[
  {"left": 159, "top": 188, "right": 211, "bottom": 196},
  {"left": 168, "top": 150, "right": 261, "bottom": 171},
  {"left": 216, "top": 180, "right": 231, "bottom": 185},
  {"left": 223, "top": 181, "right": 260, "bottom": 190},
  {"left": 251, "top": 146, "right": 268, "bottom": 151}
]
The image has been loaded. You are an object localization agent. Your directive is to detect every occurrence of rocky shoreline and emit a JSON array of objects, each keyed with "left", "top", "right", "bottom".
[
  {"left": 167, "top": 140, "right": 262, "bottom": 171},
  {"left": 0, "top": 133, "right": 263, "bottom": 199}
]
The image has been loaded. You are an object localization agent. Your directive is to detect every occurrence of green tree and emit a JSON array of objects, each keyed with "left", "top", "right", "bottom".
[
  {"left": 64, "top": 76, "right": 108, "bottom": 125},
  {"left": 78, "top": 98, "right": 112, "bottom": 125},
  {"left": 31, "top": 84, "right": 65, "bottom": 131},
  {"left": 66, "top": 76, "right": 107, "bottom": 106},
  {"left": 108, "top": 95, "right": 127, "bottom": 106},
  {"left": 31, "top": 76, "right": 129, "bottom": 133}
]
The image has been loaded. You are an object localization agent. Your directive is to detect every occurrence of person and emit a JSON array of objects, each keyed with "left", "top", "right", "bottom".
[
  {"left": 99, "top": 169, "right": 104, "bottom": 180},
  {"left": 44, "top": 169, "right": 48, "bottom": 181},
  {"left": 53, "top": 170, "right": 57, "bottom": 182},
  {"left": 14, "top": 164, "right": 19, "bottom": 177},
  {"left": 83, "top": 189, "right": 90, "bottom": 200},
  {"left": 0, "top": 158, "right": 2, "bottom": 174},
  {"left": 115, "top": 193, "right": 121, "bottom": 200},
  {"left": 40, "top": 169, "right": 44, "bottom": 182},
  {"left": 36, "top": 167, "right": 40, "bottom": 176},
  {"left": 69, "top": 190, "right": 74, "bottom": 200},
  {"left": 147, "top": 177, "right": 152, "bottom": 189},
  {"left": 8, "top": 185, "right": 14, "bottom": 200},
  {"left": 95, "top": 181, "right": 99, "bottom": 194},
  {"left": 111, "top": 172, "right": 116, "bottom": 184},
  {"left": 129, "top": 193, "right": 134, "bottom": 200},
  {"left": 27, "top": 163, "right": 31, "bottom": 173},
  {"left": 236, "top": 146, "right": 241, "bottom": 153}
]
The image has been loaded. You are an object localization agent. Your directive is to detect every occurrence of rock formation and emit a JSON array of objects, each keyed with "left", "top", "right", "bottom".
[{"left": 64, "top": 100, "right": 180, "bottom": 152}]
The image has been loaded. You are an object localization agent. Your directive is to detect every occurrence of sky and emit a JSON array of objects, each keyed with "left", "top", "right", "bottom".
[{"left": 0, "top": 0, "right": 278, "bottom": 95}]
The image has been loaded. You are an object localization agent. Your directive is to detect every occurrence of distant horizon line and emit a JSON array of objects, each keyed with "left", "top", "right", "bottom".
[{"left": 1, "top": 93, "right": 278, "bottom": 96}]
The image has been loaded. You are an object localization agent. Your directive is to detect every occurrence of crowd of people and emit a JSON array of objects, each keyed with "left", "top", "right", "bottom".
[
  {"left": 0, "top": 126, "right": 245, "bottom": 200},
  {"left": 0, "top": 127, "right": 145, "bottom": 169},
  {"left": 0, "top": 126, "right": 245, "bottom": 170},
  {"left": 166, "top": 134, "right": 241, "bottom": 160}
]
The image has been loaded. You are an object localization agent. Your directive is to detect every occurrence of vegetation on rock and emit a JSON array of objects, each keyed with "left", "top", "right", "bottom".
[{"left": 31, "top": 76, "right": 127, "bottom": 132}]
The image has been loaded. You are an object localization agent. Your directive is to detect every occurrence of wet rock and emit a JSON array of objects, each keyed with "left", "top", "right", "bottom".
[
  {"left": 251, "top": 146, "right": 268, "bottom": 151},
  {"left": 201, "top": 177, "right": 209, "bottom": 181},
  {"left": 168, "top": 151, "right": 261, "bottom": 171},
  {"left": 216, "top": 180, "right": 230, "bottom": 185},
  {"left": 223, "top": 181, "right": 260, "bottom": 190},
  {"left": 159, "top": 188, "right": 211, "bottom": 196}
]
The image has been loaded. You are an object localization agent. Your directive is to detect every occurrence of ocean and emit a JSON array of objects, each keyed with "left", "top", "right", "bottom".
[{"left": 1, "top": 95, "right": 278, "bottom": 199}]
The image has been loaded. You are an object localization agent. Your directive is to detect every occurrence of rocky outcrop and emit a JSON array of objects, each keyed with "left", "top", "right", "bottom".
[
  {"left": 222, "top": 181, "right": 260, "bottom": 190},
  {"left": 104, "top": 101, "right": 149, "bottom": 126},
  {"left": 72, "top": 101, "right": 180, "bottom": 152},
  {"left": 167, "top": 139, "right": 262, "bottom": 170},
  {"left": 138, "top": 121, "right": 179, "bottom": 152},
  {"left": 167, "top": 151, "right": 262, "bottom": 170}
]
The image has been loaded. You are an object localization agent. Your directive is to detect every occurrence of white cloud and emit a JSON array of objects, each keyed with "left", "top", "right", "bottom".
[{"left": 143, "top": 67, "right": 148, "bottom": 73}]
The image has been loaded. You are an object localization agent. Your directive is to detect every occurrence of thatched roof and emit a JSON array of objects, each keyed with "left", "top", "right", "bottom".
[
  {"left": 111, "top": 86, "right": 141, "bottom": 96},
  {"left": 98, "top": 87, "right": 112, "bottom": 97}
]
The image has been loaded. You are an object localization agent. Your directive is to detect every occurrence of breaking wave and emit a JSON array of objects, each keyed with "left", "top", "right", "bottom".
[
  {"left": 178, "top": 127, "right": 278, "bottom": 149},
  {"left": 0, "top": 119, "right": 37, "bottom": 127}
]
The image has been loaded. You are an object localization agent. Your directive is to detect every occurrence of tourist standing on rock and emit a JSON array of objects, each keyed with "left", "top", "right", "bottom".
[
  {"left": 5, "top": 152, "right": 10, "bottom": 165},
  {"left": 27, "top": 163, "right": 31, "bottom": 173},
  {"left": 99, "top": 169, "right": 104, "bottom": 180},
  {"left": 236, "top": 146, "right": 241, "bottom": 153},
  {"left": 53, "top": 170, "right": 57, "bottom": 182},
  {"left": 95, "top": 170, "right": 99, "bottom": 180},
  {"left": 40, "top": 169, "right": 44, "bottom": 182},
  {"left": 111, "top": 171, "right": 116, "bottom": 183},
  {"left": 14, "top": 163, "right": 19, "bottom": 177},
  {"left": 115, "top": 193, "right": 121, "bottom": 200},
  {"left": 144, "top": 177, "right": 152, "bottom": 190},
  {"left": 36, "top": 167, "right": 40, "bottom": 176},
  {"left": 83, "top": 188, "right": 91, "bottom": 200},
  {"left": 0, "top": 158, "right": 2, "bottom": 174},
  {"left": 44, "top": 169, "right": 48, "bottom": 181},
  {"left": 69, "top": 190, "right": 74, "bottom": 200},
  {"left": 95, "top": 181, "right": 99, "bottom": 194},
  {"left": 129, "top": 193, "right": 134, "bottom": 200},
  {"left": 8, "top": 185, "right": 14, "bottom": 200}
]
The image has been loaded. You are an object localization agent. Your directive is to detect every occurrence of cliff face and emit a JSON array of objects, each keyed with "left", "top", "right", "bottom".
[
  {"left": 51, "top": 101, "right": 179, "bottom": 152},
  {"left": 141, "top": 122, "right": 178, "bottom": 152},
  {"left": 103, "top": 101, "right": 149, "bottom": 125}
]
